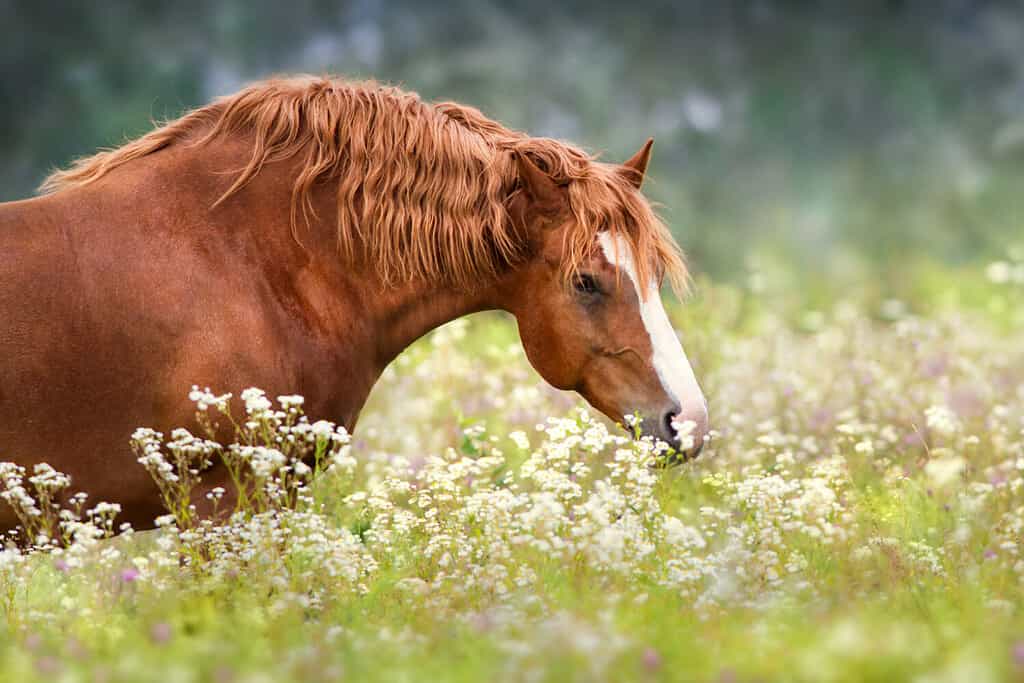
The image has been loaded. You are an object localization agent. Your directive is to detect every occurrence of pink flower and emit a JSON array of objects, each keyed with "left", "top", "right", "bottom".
[
  {"left": 150, "top": 622, "right": 172, "bottom": 644},
  {"left": 1013, "top": 641, "right": 1024, "bottom": 668},
  {"left": 120, "top": 567, "right": 140, "bottom": 583},
  {"left": 641, "top": 647, "right": 661, "bottom": 673}
]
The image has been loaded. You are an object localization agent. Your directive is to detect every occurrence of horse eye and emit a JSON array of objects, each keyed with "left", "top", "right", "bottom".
[{"left": 573, "top": 274, "right": 602, "bottom": 297}]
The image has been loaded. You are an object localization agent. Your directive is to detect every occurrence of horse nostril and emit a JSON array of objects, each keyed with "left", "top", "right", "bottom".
[
  {"left": 662, "top": 411, "right": 676, "bottom": 440},
  {"left": 665, "top": 406, "right": 709, "bottom": 460},
  {"left": 638, "top": 408, "right": 708, "bottom": 464}
]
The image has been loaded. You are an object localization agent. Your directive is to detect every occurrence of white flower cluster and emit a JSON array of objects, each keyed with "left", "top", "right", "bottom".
[{"left": 0, "top": 301, "right": 1020, "bottom": 681}]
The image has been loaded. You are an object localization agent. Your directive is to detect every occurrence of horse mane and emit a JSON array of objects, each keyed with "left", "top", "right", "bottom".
[{"left": 40, "top": 76, "right": 687, "bottom": 294}]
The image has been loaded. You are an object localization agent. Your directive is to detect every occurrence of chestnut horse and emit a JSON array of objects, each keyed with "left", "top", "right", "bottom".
[{"left": 0, "top": 76, "right": 708, "bottom": 530}]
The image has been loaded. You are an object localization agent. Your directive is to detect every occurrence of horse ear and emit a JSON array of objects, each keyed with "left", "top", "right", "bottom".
[
  {"left": 621, "top": 138, "right": 654, "bottom": 189},
  {"left": 515, "top": 150, "right": 561, "bottom": 207}
]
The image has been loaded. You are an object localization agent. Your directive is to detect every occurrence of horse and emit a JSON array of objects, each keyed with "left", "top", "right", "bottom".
[{"left": 0, "top": 76, "right": 708, "bottom": 531}]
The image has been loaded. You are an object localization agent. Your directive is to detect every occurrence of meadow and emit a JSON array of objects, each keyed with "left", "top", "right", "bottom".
[{"left": 1, "top": 258, "right": 1023, "bottom": 683}]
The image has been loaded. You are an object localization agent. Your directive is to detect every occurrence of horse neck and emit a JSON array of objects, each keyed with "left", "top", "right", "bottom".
[
  {"left": 147, "top": 134, "right": 504, "bottom": 372},
  {"left": 367, "top": 277, "right": 497, "bottom": 368},
  {"left": 238, "top": 156, "right": 509, "bottom": 370}
]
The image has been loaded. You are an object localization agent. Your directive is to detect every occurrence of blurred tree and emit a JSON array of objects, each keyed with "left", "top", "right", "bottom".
[{"left": 4, "top": 0, "right": 1024, "bottom": 279}]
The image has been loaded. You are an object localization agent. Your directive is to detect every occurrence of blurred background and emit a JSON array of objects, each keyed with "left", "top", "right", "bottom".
[{"left": 5, "top": 0, "right": 1024, "bottom": 301}]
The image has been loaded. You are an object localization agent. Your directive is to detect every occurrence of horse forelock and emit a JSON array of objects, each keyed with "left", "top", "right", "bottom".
[{"left": 39, "top": 75, "right": 687, "bottom": 294}]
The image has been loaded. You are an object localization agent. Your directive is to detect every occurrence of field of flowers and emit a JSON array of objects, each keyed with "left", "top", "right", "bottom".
[{"left": 1, "top": 265, "right": 1024, "bottom": 682}]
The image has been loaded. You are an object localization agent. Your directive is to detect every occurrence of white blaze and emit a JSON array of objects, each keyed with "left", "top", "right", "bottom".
[{"left": 598, "top": 232, "right": 708, "bottom": 436}]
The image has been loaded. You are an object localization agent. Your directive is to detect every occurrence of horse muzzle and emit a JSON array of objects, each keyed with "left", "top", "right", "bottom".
[{"left": 639, "top": 402, "right": 709, "bottom": 462}]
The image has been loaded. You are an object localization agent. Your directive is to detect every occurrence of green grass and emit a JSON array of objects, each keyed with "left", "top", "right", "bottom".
[{"left": 1, "top": 266, "right": 1024, "bottom": 682}]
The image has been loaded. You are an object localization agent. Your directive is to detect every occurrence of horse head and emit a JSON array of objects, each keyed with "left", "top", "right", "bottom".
[{"left": 499, "top": 139, "right": 709, "bottom": 459}]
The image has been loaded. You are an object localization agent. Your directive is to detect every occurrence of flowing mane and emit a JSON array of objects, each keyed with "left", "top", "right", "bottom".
[{"left": 41, "top": 76, "right": 687, "bottom": 293}]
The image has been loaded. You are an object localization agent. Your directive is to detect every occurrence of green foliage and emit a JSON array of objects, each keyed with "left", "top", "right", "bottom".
[{"left": 6, "top": 2, "right": 1024, "bottom": 279}]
